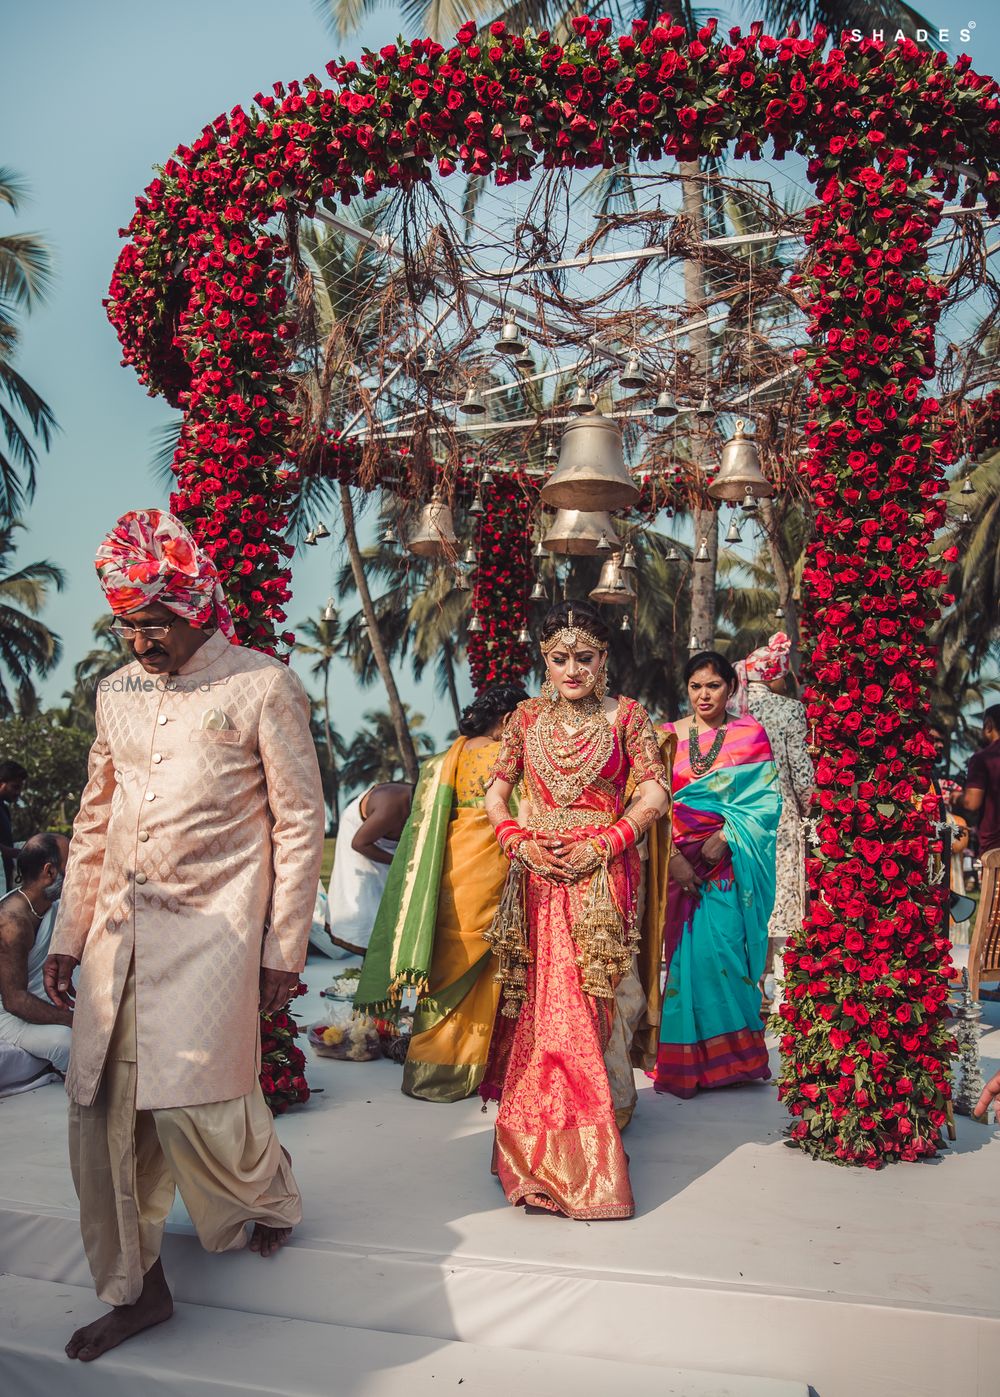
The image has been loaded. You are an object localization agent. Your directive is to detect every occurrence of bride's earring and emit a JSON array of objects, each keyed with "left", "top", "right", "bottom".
[
  {"left": 541, "top": 675, "right": 558, "bottom": 703},
  {"left": 594, "top": 660, "right": 608, "bottom": 700}
]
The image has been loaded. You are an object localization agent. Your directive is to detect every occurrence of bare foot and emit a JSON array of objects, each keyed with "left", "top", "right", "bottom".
[
  {"left": 66, "top": 1260, "right": 173, "bottom": 1362},
  {"left": 249, "top": 1222, "right": 292, "bottom": 1257}
]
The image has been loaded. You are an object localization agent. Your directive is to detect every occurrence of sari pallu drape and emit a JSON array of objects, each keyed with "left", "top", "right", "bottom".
[
  {"left": 654, "top": 719, "right": 781, "bottom": 1099},
  {"left": 354, "top": 739, "right": 507, "bottom": 1102}
]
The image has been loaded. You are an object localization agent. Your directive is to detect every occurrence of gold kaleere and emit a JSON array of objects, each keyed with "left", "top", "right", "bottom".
[
  {"left": 483, "top": 864, "right": 533, "bottom": 1018},
  {"left": 573, "top": 861, "right": 632, "bottom": 999}
]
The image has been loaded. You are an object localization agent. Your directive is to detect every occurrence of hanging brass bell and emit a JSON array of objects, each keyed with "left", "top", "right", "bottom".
[
  {"left": 304, "top": 529, "right": 317, "bottom": 547},
  {"left": 589, "top": 554, "right": 636, "bottom": 606},
  {"left": 653, "top": 389, "right": 677, "bottom": 419},
  {"left": 495, "top": 321, "right": 525, "bottom": 356},
  {"left": 688, "top": 635, "right": 700, "bottom": 653},
  {"left": 467, "top": 613, "right": 485, "bottom": 634},
  {"left": 540, "top": 411, "right": 639, "bottom": 512},
  {"left": 469, "top": 488, "right": 485, "bottom": 516},
  {"left": 542, "top": 509, "right": 622, "bottom": 556},
  {"left": 774, "top": 603, "right": 785, "bottom": 619},
  {"left": 708, "top": 419, "right": 773, "bottom": 501},
  {"left": 463, "top": 542, "right": 477, "bottom": 565},
  {"left": 961, "top": 477, "right": 976, "bottom": 495},
  {"left": 696, "top": 391, "right": 714, "bottom": 420},
  {"left": 665, "top": 543, "right": 681, "bottom": 563},
  {"left": 570, "top": 385, "right": 595, "bottom": 415},
  {"left": 724, "top": 517, "right": 742, "bottom": 544},
  {"left": 461, "top": 387, "right": 487, "bottom": 416},
  {"left": 381, "top": 523, "right": 398, "bottom": 548},
  {"left": 516, "top": 625, "right": 531, "bottom": 644},
  {"left": 530, "top": 579, "right": 547, "bottom": 601},
  {"left": 619, "top": 356, "right": 647, "bottom": 391},
  {"left": 620, "top": 613, "right": 631, "bottom": 634},
  {"left": 313, "top": 520, "right": 331, "bottom": 540},
  {"left": 515, "top": 350, "right": 534, "bottom": 375},
  {"left": 741, "top": 486, "right": 760, "bottom": 516},
  {"left": 481, "top": 467, "right": 495, "bottom": 486},
  {"left": 405, "top": 495, "right": 458, "bottom": 558},
  {"left": 454, "top": 568, "right": 471, "bottom": 592},
  {"left": 621, "top": 544, "right": 637, "bottom": 571},
  {"left": 322, "top": 598, "right": 337, "bottom": 622},
  {"left": 422, "top": 349, "right": 440, "bottom": 379},
  {"left": 544, "top": 441, "right": 559, "bottom": 464},
  {"left": 694, "top": 536, "right": 710, "bottom": 562}
]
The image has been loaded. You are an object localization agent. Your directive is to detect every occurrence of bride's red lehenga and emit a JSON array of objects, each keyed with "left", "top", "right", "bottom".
[{"left": 481, "top": 694, "right": 669, "bottom": 1219}]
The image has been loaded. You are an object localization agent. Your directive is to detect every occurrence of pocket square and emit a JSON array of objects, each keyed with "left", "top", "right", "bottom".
[{"left": 200, "top": 707, "right": 231, "bottom": 731}]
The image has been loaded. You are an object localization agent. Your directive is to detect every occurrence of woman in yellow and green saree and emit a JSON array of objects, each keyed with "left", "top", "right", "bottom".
[{"left": 354, "top": 683, "right": 527, "bottom": 1102}]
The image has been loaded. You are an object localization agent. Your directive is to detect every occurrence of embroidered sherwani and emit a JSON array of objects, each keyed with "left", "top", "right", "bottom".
[{"left": 51, "top": 629, "right": 325, "bottom": 1303}]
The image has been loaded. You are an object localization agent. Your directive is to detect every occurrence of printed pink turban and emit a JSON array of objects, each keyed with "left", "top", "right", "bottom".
[
  {"left": 742, "top": 631, "right": 792, "bottom": 684},
  {"left": 729, "top": 632, "right": 792, "bottom": 716},
  {"left": 95, "top": 508, "right": 236, "bottom": 641}
]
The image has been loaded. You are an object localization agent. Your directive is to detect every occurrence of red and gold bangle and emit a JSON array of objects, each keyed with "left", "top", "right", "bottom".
[{"left": 495, "top": 820, "right": 528, "bottom": 856}]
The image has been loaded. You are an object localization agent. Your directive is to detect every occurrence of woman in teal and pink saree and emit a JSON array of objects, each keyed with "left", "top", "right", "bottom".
[{"left": 654, "top": 651, "right": 781, "bottom": 1098}]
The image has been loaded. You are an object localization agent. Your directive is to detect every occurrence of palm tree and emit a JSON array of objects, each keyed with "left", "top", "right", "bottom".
[
  {"left": 0, "top": 520, "right": 64, "bottom": 715},
  {"left": 59, "top": 617, "right": 125, "bottom": 731},
  {"left": 340, "top": 706, "right": 435, "bottom": 790},
  {"left": 294, "top": 611, "right": 346, "bottom": 819},
  {"left": 0, "top": 169, "right": 56, "bottom": 521}
]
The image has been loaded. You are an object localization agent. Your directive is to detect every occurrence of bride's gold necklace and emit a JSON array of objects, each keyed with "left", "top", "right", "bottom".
[{"left": 528, "top": 692, "right": 615, "bottom": 806}]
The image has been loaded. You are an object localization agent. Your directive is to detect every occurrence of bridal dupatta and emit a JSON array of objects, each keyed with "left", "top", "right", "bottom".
[{"left": 653, "top": 715, "right": 780, "bottom": 1098}]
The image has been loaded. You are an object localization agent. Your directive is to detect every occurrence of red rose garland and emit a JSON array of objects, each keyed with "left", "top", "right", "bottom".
[
  {"left": 107, "top": 20, "right": 1000, "bottom": 1163},
  {"left": 465, "top": 471, "right": 536, "bottom": 689}
]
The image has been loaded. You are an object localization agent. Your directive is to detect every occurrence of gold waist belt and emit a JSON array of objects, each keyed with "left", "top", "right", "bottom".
[{"left": 526, "top": 808, "right": 615, "bottom": 833}]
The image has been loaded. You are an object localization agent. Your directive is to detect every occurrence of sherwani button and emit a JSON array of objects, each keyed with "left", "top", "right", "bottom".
[
  {"left": 145, "top": 792, "right": 156, "bottom": 802},
  {"left": 134, "top": 872, "right": 147, "bottom": 885},
  {"left": 152, "top": 753, "right": 162, "bottom": 763},
  {"left": 158, "top": 715, "right": 168, "bottom": 726},
  {"left": 137, "top": 831, "right": 149, "bottom": 842}
]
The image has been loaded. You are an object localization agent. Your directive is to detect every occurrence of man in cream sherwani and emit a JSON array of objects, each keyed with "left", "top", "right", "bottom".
[{"left": 44, "top": 508, "right": 324, "bottom": 1363}]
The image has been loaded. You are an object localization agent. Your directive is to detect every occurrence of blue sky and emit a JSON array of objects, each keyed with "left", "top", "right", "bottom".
[{"left": 4, "top": 1, "right": 1000, "bottom": 755}]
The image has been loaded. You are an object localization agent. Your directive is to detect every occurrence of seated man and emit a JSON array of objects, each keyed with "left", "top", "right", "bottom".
[
  {"left": 0, "top": 832, "right": 71, "bottom": 1073},
  {"left": 325, "top": 783, "right": 413, "bottom": 956}
]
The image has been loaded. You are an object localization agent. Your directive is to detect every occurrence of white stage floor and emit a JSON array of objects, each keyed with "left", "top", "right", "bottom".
[{"left": 2, "top": 957, "right": 999, "bottom": 1396}]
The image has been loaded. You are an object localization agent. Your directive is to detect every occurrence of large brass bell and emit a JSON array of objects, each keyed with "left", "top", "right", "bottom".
[
  {"left": 708, "top": 419, "right": 773, "bottom": 501},
  {"left": 542, "top": 509, "right": 621, "bottom": 556},
  {"left": 589, "top": 554, "right": 636, "bottom": 606},
  {"left": 540, "top": 411, "right": 639, "bottom": 512},
  {"left": 405, "top": 494, "right": 457, "bottom": 558}
]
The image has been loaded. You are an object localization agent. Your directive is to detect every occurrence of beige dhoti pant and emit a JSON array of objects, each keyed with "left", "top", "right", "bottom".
[{"left": 69, "top": 969, "right": 302, "bottom": 1306}]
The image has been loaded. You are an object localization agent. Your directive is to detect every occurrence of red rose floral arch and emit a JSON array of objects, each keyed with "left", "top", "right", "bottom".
[{"left": 108, "top": 17, "right": 1000, "bottom": 1164}]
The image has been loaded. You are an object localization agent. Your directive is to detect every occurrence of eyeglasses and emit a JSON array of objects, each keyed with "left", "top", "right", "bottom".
[{"left": 111, "top": 619, "right": 178, "bottom": 640}]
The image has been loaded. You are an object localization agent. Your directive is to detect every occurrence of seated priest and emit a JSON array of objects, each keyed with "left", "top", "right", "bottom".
[{"left": 0, "top": 832, "right": 72, "bottom": 1074}]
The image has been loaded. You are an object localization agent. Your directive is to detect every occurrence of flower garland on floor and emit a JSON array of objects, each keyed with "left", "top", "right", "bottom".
[{"left": 107, "top": 19, "right": 1000, "bottom": 1163}]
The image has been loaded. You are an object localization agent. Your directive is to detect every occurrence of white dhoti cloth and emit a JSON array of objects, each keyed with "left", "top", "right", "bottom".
[
  {"left": 69, "top": 970, "right": 302, "bottom": 1306},
  {"left": 324, "top": 792, "right": 398, "bottom": 955},
  {"left": 0, "top": 907, "right": 72, "bottom": 1073}
]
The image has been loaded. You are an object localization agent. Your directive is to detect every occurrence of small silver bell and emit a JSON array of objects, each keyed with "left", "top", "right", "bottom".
[
  {"left": 495, "top": 321, "right": 525, "bottom": 356},
  {"left": 544, "top": 441, "right": 559, "bottom": 464},
  {"left": 724, "top": 518, "right": 742, "bottom": 544},
  {"left": 961, "top": 478, "right": 976, "bottom": 495},
  {"left": 653, "top": 389, "right": 678, "bottom": 420},
  {"left": 533, "top": 539, "right": 545, "bottom": 559},
  {"left": 467, "top": 613, "right": 485, "bottom": 634},
  {"left": 422, "top": 349, "right": 440, "bottom": 379},
  {"left": 322, "top": 598, "right": 337, "bottom": 622},
  {"left": 463, "top": 542, "right": 477, "bottom": 565},
  {"left": 597, "top": 530, "right": 613, "bottom": 552},
  {"left": 960, "top": 508, "right": 972, "bottom": 524},
  {"left": 462, "top": 387, "right": 487, "bottom": 415},
  {"left": 741, "top": 487, "right": 760, "bottom": 516},
  {"left": 694, "top": 536, "right": 710, "bottom": 562},
  {"left": 313, "top": 521, "right": 330, "bottom": 539},
  {"left": 530, "top": 580, "right": 547, "bottom": 601},
  {"left": 454, "top": 569, "right": 471, "bottom": 592},
  {"left": 516, "top": 625, "right": 531, "bottom": 644},
  {"left": 304, "top": 529, "right": 317, "bottom": 546},
  {"left": 619, "top": 357, "right": 647, "bottom": 392},
  {"left": 570, "top": 385, "right": 595, "bottom": 415},
  {"left": 469, "top": 488, "right": 485, "bottom": 516},
  {"left": 688, "top": 635, "right": 700, "bottom": 653},
  {"left": 696, "top": 392, "right": 714, "bottom": 420},
  {"left": 381, "top": 524, "right": 398, "bottom": 548},
  {"left": 621, "top": 544, "right": 637, "bottom": 571},
  {"left": 774, "top": 604, "right": 785, "bottom": 620},
  {"left": 514, "top": 350, "right": 534, "bottom": 375},
  {"left": 665, "top": 544, "right": 681, "bottom": 563},
  {"left": 620, "top": 613, "right": 631, "bottom": 633},
  {"left": 481, "top": 467, "right": 495, "bottom": 486}
]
